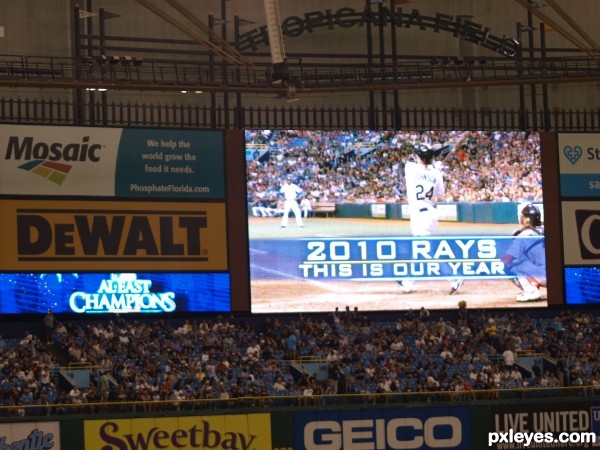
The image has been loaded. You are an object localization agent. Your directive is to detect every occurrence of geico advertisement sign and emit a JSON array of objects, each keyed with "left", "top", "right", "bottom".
[
  {"left": 0, "top": 422, "right": 60, "bottom": 450},
  {"left": 297, "top": 408, "right": 470, "bottom": 450},
  {"left": 84, "top": 415, "right": 271, "bottom": 450},
  {"left": 0, "top": 199, "right": 228, "bottom": 271},
  {"left": 562, "top": 201, "right": 600, "bottom": 265}
]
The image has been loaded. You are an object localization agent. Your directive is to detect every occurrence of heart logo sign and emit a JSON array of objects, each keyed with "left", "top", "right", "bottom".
[{"left": 563, "top": 145, "right": 582, "bottom": 164}]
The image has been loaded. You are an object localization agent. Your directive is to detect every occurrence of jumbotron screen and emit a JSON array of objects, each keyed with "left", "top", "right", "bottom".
[
  {"left": 245, "top": 130, "right": 547, "bottom": 313},
  {"left": 0, "top": 272, "right": 230, "bottom": 314}
]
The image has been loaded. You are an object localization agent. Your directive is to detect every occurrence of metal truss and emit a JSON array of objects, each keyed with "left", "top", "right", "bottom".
[{"left": 1, "top": 54, "right": 600, "bottom": 96}]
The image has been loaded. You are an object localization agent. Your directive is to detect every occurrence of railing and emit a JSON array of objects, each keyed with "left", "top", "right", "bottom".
[
  {"left": 1, "top": 96, "right": 600, "bottom": 130},
  {"left": 1, "top": 54, "right": 600, "bottom": 93},
  {"left": 0, "top": 385, "right": 596, "bottom": 419},
  {"left": 2, "top": 54, "right": 600, "bottom": 130},
  {"left": 68, "top": 362, "right": 93, "bottom": 370}
]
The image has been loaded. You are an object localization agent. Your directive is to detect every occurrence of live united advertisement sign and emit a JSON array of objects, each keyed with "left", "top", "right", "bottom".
[
  {"left": 487, "top": 402, "right": 599, "bottom": 450},
  {"left": 0, "top": 199, "right": 228, "bottom": 271},
  {"left": 0, "top": 124, "right": 225, "bottom": 198}
]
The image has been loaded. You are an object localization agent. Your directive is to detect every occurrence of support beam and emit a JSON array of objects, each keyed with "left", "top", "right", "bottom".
[
  {"left": 262, "top": 0, "right": 285, "bottom": 64},
  {"left": 165, "top": 0, "right": 250, "bottom": 65},
  {"left": 133, "top": 0, "right": 248, "bottom": 65},
  {"left": 513, "top": 0, "right": 600, "bottom": 57}
]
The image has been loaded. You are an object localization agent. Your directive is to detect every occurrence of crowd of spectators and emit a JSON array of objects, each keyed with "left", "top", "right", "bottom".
[
  {"left": 246, "top": 130, "right": 543, "bottom": 209},
  {"left": 0, "top": 305, "right": 598, "bottom": 416}
]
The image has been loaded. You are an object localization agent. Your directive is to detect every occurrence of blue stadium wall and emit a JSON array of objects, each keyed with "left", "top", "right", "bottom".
[{"left": 3, "top": 399, "right": 598, "bottom": 450}]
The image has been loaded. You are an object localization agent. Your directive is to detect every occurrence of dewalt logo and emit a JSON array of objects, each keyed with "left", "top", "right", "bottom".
[
  {"left": 0, "top": 200, "right": 228, "bottom": 271},
  {"left": 17, "top": 210, "right": 207, "bottom": 258},
  {"left": 5, "top": 136, "right": 102, "bottom": 185}
]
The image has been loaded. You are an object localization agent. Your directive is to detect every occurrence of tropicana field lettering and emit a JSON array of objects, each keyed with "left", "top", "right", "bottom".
[
  {"left": 239, "top": 6, "right": 519, "bottom": 57},
  {"left": 5, "top": 136, "right": 102, "bottom": 162},
  {"left": 17, "top": 212, "right": 207, "bottom": 257},
  {"left": 98, "top": 420, "right": 257, "bottom": 450}
]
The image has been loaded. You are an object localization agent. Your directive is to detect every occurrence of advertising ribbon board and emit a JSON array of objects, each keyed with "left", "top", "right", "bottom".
[
  {"left": 84, "top": 414, "right": 271, "bottom": 450},
  {"left": 558, "top": 133, "right": 600, "bottom": 197},
  {"left": 0, "top": 199, "right": 228, "bottom": 271},
  {"left": 0, "top": 125, "right": 225, "bottom": 198}
]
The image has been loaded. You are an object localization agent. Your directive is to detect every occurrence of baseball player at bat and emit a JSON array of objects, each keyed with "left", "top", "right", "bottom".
[{"left": 397, "top": 142, "right": 464, "bottom": 295}]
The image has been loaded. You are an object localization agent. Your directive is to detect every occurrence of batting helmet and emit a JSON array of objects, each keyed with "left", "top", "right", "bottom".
[
  {"left": 521, "top": 203, "right": 542, "bottom": 226},
  {"left": 413, "top": 143, "right": 434, "bottom": 163}
]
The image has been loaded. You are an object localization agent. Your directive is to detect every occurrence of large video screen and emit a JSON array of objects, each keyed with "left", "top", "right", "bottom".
[
  {"left": 565, "top": 267, "right": 600, "bottom": 305},
  {"left": 246, "top": 130, "right": 547, "bottom": 312},
  {"left": 0, "top": 272, "right": 230, "bottom": 314}
]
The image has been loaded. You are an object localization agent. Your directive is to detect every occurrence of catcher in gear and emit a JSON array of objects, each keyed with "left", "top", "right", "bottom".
[{"left": 501, "top": 203, "right": 546, "bottom": 302}]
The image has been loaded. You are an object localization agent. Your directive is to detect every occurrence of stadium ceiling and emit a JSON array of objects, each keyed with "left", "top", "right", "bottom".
[{"left": 2, "top": 0, "right": 600, "bottom": 97}]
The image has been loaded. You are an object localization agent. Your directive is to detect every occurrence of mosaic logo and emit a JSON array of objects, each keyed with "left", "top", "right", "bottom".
[
  {"left": 18, "top": 159, "right": 72, "bottom": 185},
  {"left": 5, "top": 135, "right": 102, "bottom": 185}
]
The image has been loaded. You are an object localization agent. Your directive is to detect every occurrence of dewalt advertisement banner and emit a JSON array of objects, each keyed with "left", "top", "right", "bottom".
[
  {"left": 84, "top": 414, "right": 271, "bottom": 450},
  {"left": 0, "top": 199, "right": 227, "bottom": 271},
  {"left": 0, "top": 124, "right": 225, "bottom": 198}
]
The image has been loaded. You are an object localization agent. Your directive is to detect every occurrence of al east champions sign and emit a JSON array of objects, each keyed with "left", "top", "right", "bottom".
[{"left": 0, "top": 199, "right": 228, "bottom": 271}]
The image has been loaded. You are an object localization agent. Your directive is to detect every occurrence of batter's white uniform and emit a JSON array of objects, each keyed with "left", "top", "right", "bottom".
[
  {"left": 400, "top": 151, "right": 463, "bottom": 295},
  {"left": 404, "top": 161, "right": 444, "bottom": 236},
  {"left": 280, "top": 181, "right": 303, "bottom": 227}
]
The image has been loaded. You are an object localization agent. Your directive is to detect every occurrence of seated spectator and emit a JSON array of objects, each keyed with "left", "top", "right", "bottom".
[
  {"left": 502, "top": 347, "right": 516, "bottom": 367},
  {"left": 272, "top": 377, "right": 287, "bottom": 392}
]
